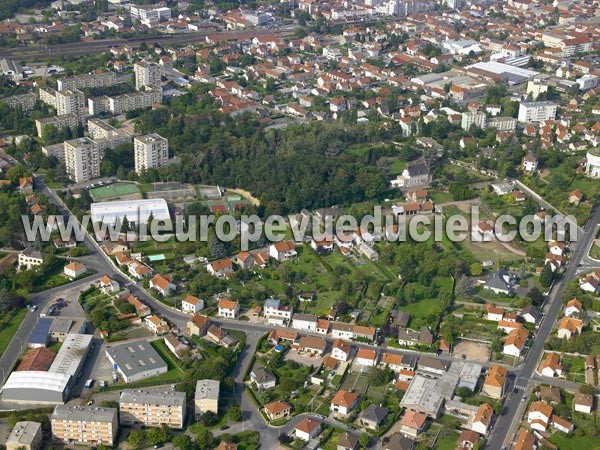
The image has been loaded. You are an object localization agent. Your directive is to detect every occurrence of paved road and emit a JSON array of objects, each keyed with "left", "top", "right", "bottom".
[{"left": 487, "top": 199, "right": 600, "bottom": 450}]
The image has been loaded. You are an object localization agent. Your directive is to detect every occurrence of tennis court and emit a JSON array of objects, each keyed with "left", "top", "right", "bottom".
[{"left": 89, "top": 183, "right": 140, "bottom": 200}]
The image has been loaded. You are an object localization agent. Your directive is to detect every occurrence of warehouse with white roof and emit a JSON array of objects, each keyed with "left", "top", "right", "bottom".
[{"left": 91, "top": 198, "right": 170, "bottom": 226}]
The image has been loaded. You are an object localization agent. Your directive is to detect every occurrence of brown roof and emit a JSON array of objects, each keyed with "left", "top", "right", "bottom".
[
  {"left": 332, "top": 389, "right": 359, "bottom": 408},
  {"left": 504, "top": 328, "right": 528, "bottom": 349},
  {"left": 218, "top": 299, "right": 238, "bottom": 310},
  {"left": 382, "top": 353, "right": 403, "bottom": 365},
  {"left": 151, "top": 274, "right": 171, "bottom": 290},
  {"left": 575, "top": 392, "right": 593, "bottom": 407},
  {"left": 400, "top": 410, "right": 427, "bottom": 429},
  {"left": 295, "top": 417, "right": 321, "bottom": 433},
  {"left": 264, "top": 400, "right": 291, "bottom": 414},
  {"left": 273, "top": 240, "right": 295, "bottom": 252},
  {"left": 474, "top": 403, "right": 493, "bottom": 426},
  {"left": 17, "top": 347, "right": 56, "bottom": 371},
  {"left": 332, "top": 338, "right": 350, "bottom": 353},
  {"left": 514, "top": 429, "right": 534, "bottom": 450},
  {"left": 484, "top": 365, "right": 507, "bottom": 387},
  {"left": 356, "top": 348, "right": 376, "bottom": 360},
  {"left": 65, "top": 261, "right": 86, "bottom": 271},
  {"left": 299, "top": 335, "right": 327, "bottom": 351},
  {"left": 529, "top": 401, "right": 553, "bottom": 419},
  {"left": 188, "top": 314, "right": 210, "bottom": 329},
  {"left": 184, "top": 295, "right": 201, "bottom": 305}
]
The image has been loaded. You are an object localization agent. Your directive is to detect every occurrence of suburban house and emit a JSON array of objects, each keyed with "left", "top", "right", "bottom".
[
  {"left": 513, "top": 429, "right": 534, "bottom": 450},
  {"left": 235, "top": 251, "right": 255, "bottom": 269},
  {"left": 250, "top": 364, "right": 277, "bottom": 390},
  {"left": 331, "top": 322, "right": 354, "bottom": 339},
  {"left": 99, "top": 275, "right": 120, "bottom": 293},
  {"left": 527, "top": 401, "right": 552, "bottom": 432},
  {"left": 269, "top": 240, "right": 297, "bottom": 261},
  {"left": 182, "top": 295, "right": 204, "bottom": 314},
  {"left": 63, "top": 261, "right": 86, "bottom": 279},
  {"left": 187, "top": 314, "right": 211, "bottom": 337},
  {"left": 295, "top": 418, "right": 322, "bottom": 441},
  {"left": 149, "top": 274, "right": 175, "bottom": 296},
  {"left": 125, "top": 294, "right": 151, "bottom": 317},
  {"left": 399, "top": 410, "right": 428, "bottom": 438},
  {"left": 331, "top": 339, "right": 351, "bottom": 362},
  {"left": 416, "top": 356, "right": 448, "bottom": 376},
  {"left": 471, "top": 403, "right": 494, "bottom": 435},
  {"left": 456, "top": 430, "right": 481, "bottom": 450},
  {"left": 145, "top": 315, "right": 169, "bottom": 335},
  {"left": 359, "top": 404, "right": 389, "bottom": 430},
  {"left": 556, "top": 317, "right": 583, "bottom": 339},
  {"left": 217, "top": 299, "right": 240, "bottom": 319},
  {"left": 297, "top": 336, "right": 327, "bottom": 357},
  {"left": 264, "top": 401, "right": 292, "bottom": 421},
  {"left": 310, "top": 238, "right": 334, "bottom": 254},
  {"left": 206, "top": 259, "right": 234, "bottom": 277},
  {"left": 538, "top": 353, "right": 563, "bottom": 377},
  {"left": 486, "top": 304, "right": 504, "bottom": 322},
  {"left": 18, "top": 248, "right": 45, "bottom": 271},
  {"left": 574, "top": 392, "right": 594, "bottom": 414},
  {"left": 484, "top": 269, "right": 517, "bottom": 295},
  {"left": 353, "top": 325, "right": 376, "bottom": 342},
  {"left": 330, "top": 389, "right": 360, "bottom": 416},
  {"left": 391, "top": 162, "right": 432, "bottom": 188},
  {"left": 128, "top": 261, "right": 153, "bottom": 279},
  {"left": 564, "top": 298, "right": 582, "bottom": 317},
  {"left": 356, "top": 348, "right": 377, "bottom": 367},
  {"left": 292, "top": 313, "right": 318, "bottom": 332},
  {"left": 519, "top": 305, "right": 541, "bottom": 324},
  {"left": 503, "top": 328, "right": 528, "bottom": 357},
  {"left": 337, "top": 432, "right": 358, "bottom": 450},
  {"left": 551, "top": 415, "right": 573, "bottom": 434},
  {"left": 164, "top": 334, "right": 188, "bottom": 359},
  {"left": 481, "top": 366, "right": 507, "bottom": 399},
  {"left": 263, "top": 298, "right": 293, "bottom": 325}
]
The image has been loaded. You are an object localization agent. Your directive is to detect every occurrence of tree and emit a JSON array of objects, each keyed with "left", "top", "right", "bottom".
[
  {"left": 201, "top": 411, "right": 216, "bottom": 427},
  {"left": 368, "top": 367, "right": 390, "bottom": 386},
  {"left": 579, "top": 384, "right": 595, "bottom": 395},
  {"left": 470, "top": 263, "right": 482, "bottom": 276},
  {"left": 195, "top": 427, "right": 213, "bottom": 450},
  {"left": 127, "top": 430, "right": 144, "bottom": 449},
  {"left": 229, "top": 406, "right": 243, "bottom": 422},
  {"left": 172, "top": 434, "right": 193, "bottom": 450},
  {"left": 359, "top": 432, "right": 371, "bottom": 449},
  {"left": 540, "top": 264, "right": 554, "bottom": 288},
  {"left": 146, "top": 427, "right": 164, "bottom": 445}
]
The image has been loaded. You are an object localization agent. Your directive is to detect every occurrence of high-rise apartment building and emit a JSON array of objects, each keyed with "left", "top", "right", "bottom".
[
  {"left": 194, "top": 379, "right": 220, "bottom": 418},
  {"left": 134, "top": 134, "right": 168, "bottom": 174},
  {"left": 55, "top": 89, "right": 85, "bottom": 125},
  {"left": 134, "top": 60, "right": 162, "bottom": 90},
  {"left": 517, "top": 101, "right": 557, "bottom": 123},
  {"left": 64, "top": 137, "right": 102, "bottom": 183}
]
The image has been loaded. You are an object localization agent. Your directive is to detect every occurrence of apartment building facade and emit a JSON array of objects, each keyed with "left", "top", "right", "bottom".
[
  {"left": 134, "top": 133, "right": 168, "bottom": 174},
  {"left": 51, "top": 405, "right": 118, "bottom": 446},
  {"left": 64, "top": 137, "right": 101, "bottom": 183},
  {"left": 134, "top": 60, "right": 162, "bottom": 90},
  {"left": 119, "top": 390, "right": 186, "bottom": 428}
]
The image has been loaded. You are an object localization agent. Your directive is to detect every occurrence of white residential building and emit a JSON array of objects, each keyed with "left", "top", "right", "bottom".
[
  {"left": 518, "top": 101, "right": 557, "bottom": 123},
  {"left": 134, "top": 134, "right": 168, "bottom": 174},
  {"left": 64, "top": 138, "right": 101, "bottom": 183},
  {"left": 134, "top": 60, "right": 162, "bottom": 90}
]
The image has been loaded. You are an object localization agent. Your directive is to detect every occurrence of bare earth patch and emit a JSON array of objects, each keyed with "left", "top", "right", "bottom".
[{"left": 453, "top": 340, "right": 491, "bottom": 363}]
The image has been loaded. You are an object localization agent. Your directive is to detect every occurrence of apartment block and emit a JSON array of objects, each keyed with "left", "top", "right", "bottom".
[
  {"left": 57, "top": 71, "right": 117, "bottom": 91},
  {"left": 194, "top": 379, "right": 220, "bottom": 417},
  {"left": 38, "top": 87, "right": 58, "bottom": 108},
  {"left": 130, "top": 4, "right": 172, "bottom": 22},
  {"left": 6, "top": 421, "right": 43, "bottom": 450},
  {"left": 134, "top": 133, "right": 168, "bottom": 174},
  {"left": 518, "top": 101, "right": 557, "bottom": 123},
  {"left": 134, "top": 60, "right": 162, "bottom": 90},
  {"left": 64, "top": 137, "right": 102, "bottom": 183},
  {"left": 119, "top": 389, "right": 186, "bottom": 428},
  {"left": 88, "top": 88, "right": 162, "bottom": 115},
  {"left": 55, "top": 89, "right": 85, "bottom": 124},
  {"left": 461, "top": 111, "right": 486, "bottom": 131},
  {"left": 35, "top": 114, "right": 78, "bottom": 138},
  {"left": 2, "top": 93, "right": 37, "bottom": 111},
  {"left": 51, "top": 405, "right": 118, "bottom": 446},
  {"left": 87, "top": 118, "right": 132, "bottom": 150}
]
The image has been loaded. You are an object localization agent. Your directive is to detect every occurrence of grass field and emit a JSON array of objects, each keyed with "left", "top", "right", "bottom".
[
  {"left": 89, "top": 182, "right": 140, "bottom": 200},
  {"left": 0, "top": 308, "right": 28, "bottom": 357}
]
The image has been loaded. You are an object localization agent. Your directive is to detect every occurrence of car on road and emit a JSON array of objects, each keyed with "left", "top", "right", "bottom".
[
  {"left": 522, "top": 395, "right": 527, "bottom": 401},
  {"left": 154, "top": 444, "right": 163, "bottom": 448},
  {"left": 220, "top": 425, "right": 229, "bottom": 431}
]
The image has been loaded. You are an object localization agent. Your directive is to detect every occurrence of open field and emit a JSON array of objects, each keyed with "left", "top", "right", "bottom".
[
  {"left": 89, "top": 182, "right": 141, "bottom": 200},
  {"left": 453, "top": 340, "right": 491, "bottom": 363}
]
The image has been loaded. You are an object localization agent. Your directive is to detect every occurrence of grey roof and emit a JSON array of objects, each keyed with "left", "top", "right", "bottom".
[
  {"left": 419, "top": 327, "right": 433, "bottom": 345},
  {"left": 120, "top": 389, "right": 186, "bottom": 408},
  {"left": 105, "top": 340, "right": 167, "bottom": 378},
  {"left": 406, "top": 162, "right": 429, "bottom": 177},
  {"left": 195, "top": 379, "right": 220, "bottom": 401},
  {"left": 49, "top": 334, "right": 93, "bottom": 377},
  {"left": 385, "top": 434, "right": 415, "bottom": 450},
  {"left": 361, "top": 404, "right": 389, "bottom": 424},
  {"left": 338, "top": 432, "right": 358, "bottom": 449},
  {"left": 265, "top": 298, "right": 280, "bottom": 309},
  {"left": 251, "top": 364, "right": 276, "bottom": 383},
  {"left": 6, "top": 421, "right": 41, "bottom": 446},
  {"left": 22, "top": 247, "right": 44, "bottom": 260},
  {"left": 485, "top": 269, "right": 516, "bottom": 292},
  {"left": 49, "top": 318, "right": 73, "bottom": 334},
  {"left": 521, "top": 305, "right": 541, "bottom": 321},
  {"left": 52, "top": 405, "right": 117, "bottom": 423},
  {"left": 392, "top": 310, "right": 411, "bottom": 328},
  {"left": 418, "top": 356, "right": 449, "bottom": 372},
  {"left": 400, "top": 375, "right": 445, "bottom": 417},
  {"left": 293, "top": 313, "right": 318, "bottom": 323},
  {"left": 400, "top": 354, "right": 419, "bottom": 369},
  {"left": 28, "top": 318, "right": 53, "bottom": 345}
]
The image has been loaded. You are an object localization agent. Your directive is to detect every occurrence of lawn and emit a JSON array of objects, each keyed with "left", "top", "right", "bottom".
[
  {"left": 548, "top": 429, "right": 598, "bottom": 449},
  {"left": 0, "top": 308, "right": 28, "bottom": 357}
]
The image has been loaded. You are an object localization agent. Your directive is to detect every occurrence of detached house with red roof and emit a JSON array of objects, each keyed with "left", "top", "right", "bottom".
[
  {"left": 206, "top": 259, "right": 234, "bottom": 278},
  {"left": 330, "top": 389, "right": 360, "bottom": 416},
  {"left": 150, "top": 274, "right": 175, "bottom": 296},
  {"left": 182, "top": 295, "right": 204, "bottom": 314},
  {"left": 218, "top": 299, "right": 239, "bottom": 319}
]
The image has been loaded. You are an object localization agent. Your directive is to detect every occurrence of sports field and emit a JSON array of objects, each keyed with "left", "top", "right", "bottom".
[{"left": 89, "top": 183, "right": 140, "bottom": 200}]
